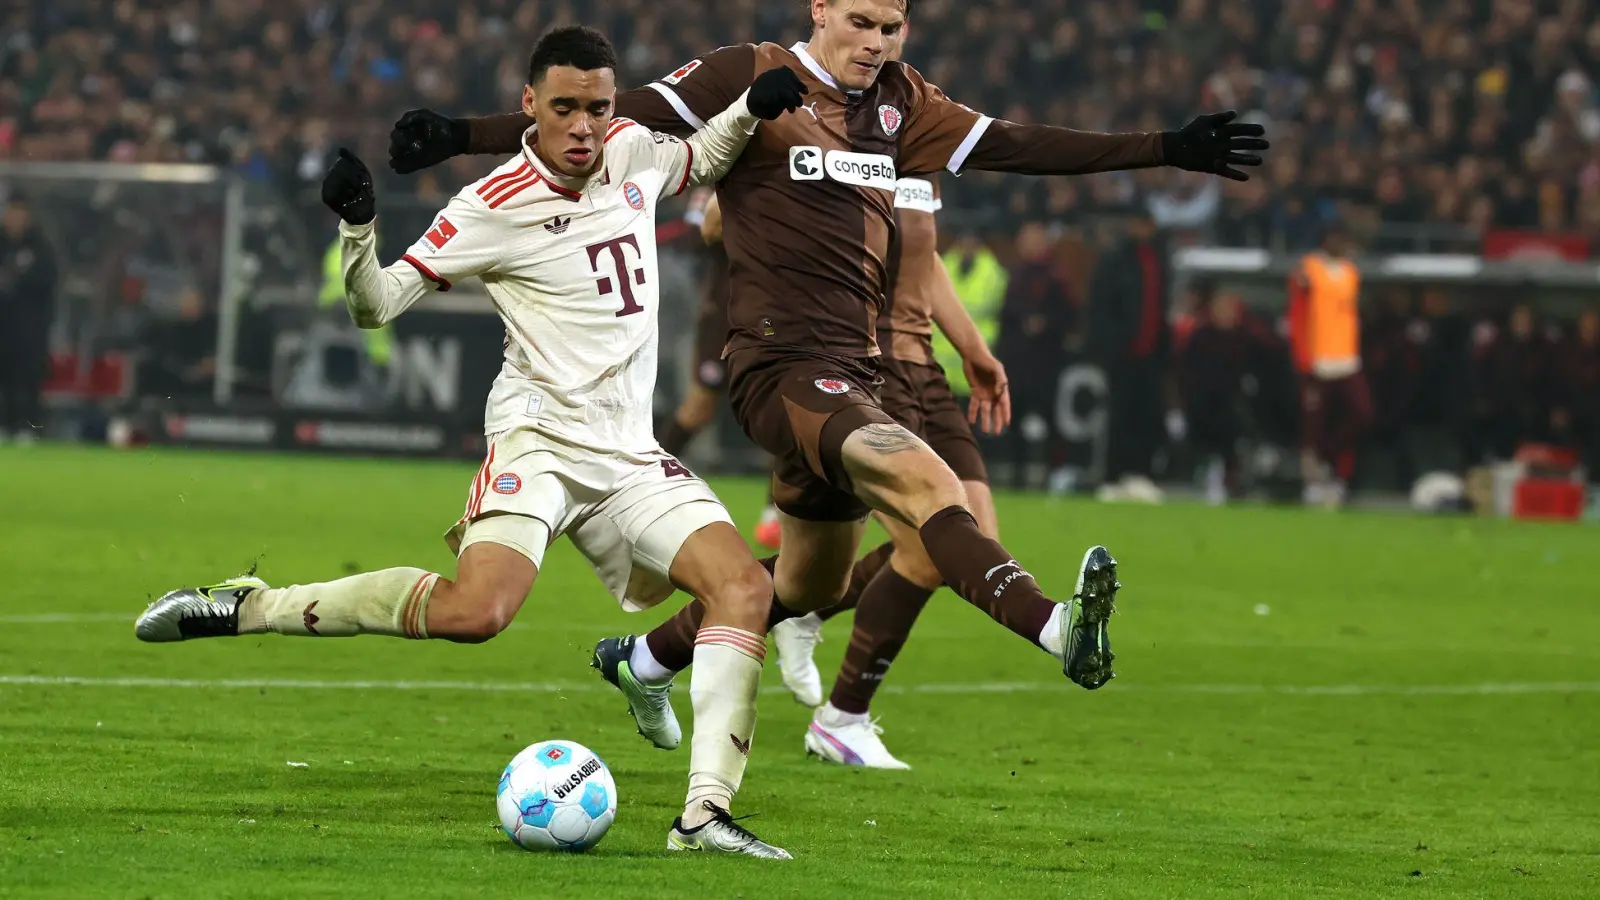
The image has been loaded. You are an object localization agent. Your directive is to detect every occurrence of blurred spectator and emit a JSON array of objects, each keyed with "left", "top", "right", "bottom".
[
  {"left": 1558, "top": 309, "right": 1600, "bottom": 474},
  {"left": 7, "top": 0, "right": 1600, "bottom": 246},
  {"left": 1088, "top": 210, "right": 1170, "bottom": 493},
  {"left": 136, "top": 287, "right": 217, "bottom": 401},
  {"left": 0, "top": 193, "right": 58, "bottom": 442},
  {"left": 1473, "top": 302, "right": 1563, "bottom": 461},
  {"left": 1179, "top": 284, "right": 1276, "bottom": 504},
  {"left": 996, "top": 222, "right": 1075, "bottom": 490},
  {"left": 1289, "top": 223, "right": 1370, "bottom": 505}
]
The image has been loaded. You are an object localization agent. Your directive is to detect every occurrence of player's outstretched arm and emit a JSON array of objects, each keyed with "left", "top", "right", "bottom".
[
  {"left": 962, "top": 110, "right": 1268, "bottom": 181},
  {"left": 899, "top": 69, "right": 1268, "bottom": 181},
  {"left": 681, "top": 68, "right": 807, "bottom": 187},
  {"left": 390, "top": 47, "right": 762, "bottom": 174},
  {"left": 387, "top": 110, "right": 529, "bottom": 173},
  {"left": 323, "top": 149, "right": 484, "bottom": 329},
  {"left": 322, "top": 148, "right": 421, "bottom": 329}
]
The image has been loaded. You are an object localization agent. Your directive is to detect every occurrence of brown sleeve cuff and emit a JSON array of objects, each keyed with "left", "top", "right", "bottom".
[
  {"left": 466, "top": 112, "right": 534, "bottom": 155},
  {"left": 965, "top": 121, "right": 1164, "bottom": 176}
]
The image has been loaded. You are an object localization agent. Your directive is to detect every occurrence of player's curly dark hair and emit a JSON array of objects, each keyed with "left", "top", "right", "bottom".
[{"left": 526, "top": 25, "right": 619, "bottom": 85}]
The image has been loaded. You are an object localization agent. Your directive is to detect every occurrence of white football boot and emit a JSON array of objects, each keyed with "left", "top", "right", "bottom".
[
  {"left": 803, "top": 703, "right": 911, "bottom": 770},
  {"left": 771, "top": 613, "right": 824, "bottom": 707},
  {"left": 590, "top": 635, "right": 681, "bottom": 750}
]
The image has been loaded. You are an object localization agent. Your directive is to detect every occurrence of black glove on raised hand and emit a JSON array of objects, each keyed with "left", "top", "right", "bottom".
[
  {"left": 746, "top": 67, "right": 809, "bottom": 121},
  {"left": 388, "top": 108, "right": 470, "bottom": 175},
  {"left": 321, "top": 148, "right": 376, "bottom": 225},
  {"left": 1161, "top": 111, "right": 1269, "bottom": 182}
]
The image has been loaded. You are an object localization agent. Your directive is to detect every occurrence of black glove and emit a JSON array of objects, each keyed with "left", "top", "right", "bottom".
[
  {"left": 746, "top": 67, "right": 809, "bottom": 121},
  {"left": 388, "top": 108, "right": 470, "bottom": 175},
  {"left": 1161, "top": 110, "right": 1269, "bottom": 182},
  {"left": 321, "top": 148, "right": 376, "bottom": 225}
]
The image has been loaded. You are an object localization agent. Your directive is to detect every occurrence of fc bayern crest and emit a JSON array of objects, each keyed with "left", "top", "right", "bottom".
[
  {"left": 878, "top": 104, "right": 902, "bottom": 137},
  {"left": 493, "top": 473, "right": 523, "bottom": 495},
  {"left": 815, "top": 378, "right": 851, "bottom": 395},
  {"left": 623, "top": 181, "right": 646, "bottom": 210}
]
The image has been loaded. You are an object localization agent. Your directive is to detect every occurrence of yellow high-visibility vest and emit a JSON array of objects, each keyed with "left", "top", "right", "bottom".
[
  {"left": 320, "top": 236, "right": 394, "bottom": 366},
  {"left": 935, "top": 248, "right": 1006, "bottom": 394}
]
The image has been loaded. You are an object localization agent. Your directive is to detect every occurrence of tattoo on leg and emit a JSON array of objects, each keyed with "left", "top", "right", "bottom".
[{"left": 857, "top": 423, "right": 920, "bottom": 455}]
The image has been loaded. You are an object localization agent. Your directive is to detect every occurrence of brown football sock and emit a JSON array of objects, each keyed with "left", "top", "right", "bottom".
[
  {"left": 643, "top": 556, "right": 801, "bottom": 673},
  {"left": 816, "top": 541, "right": 893, "bottom": 623},
  {"left": 828, "top": 564, "right": 934, "bottom": 714},
  {"left": 918, "top": 505, "right": 1057, "bottom": 646},
  {"left": 658, "top": 417, "right": 695, "bottom": 457}
]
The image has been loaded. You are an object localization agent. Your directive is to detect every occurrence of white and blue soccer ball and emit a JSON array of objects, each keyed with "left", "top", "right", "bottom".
[{"left": 497, "top": 740, "right": 617, "bottom": 852}]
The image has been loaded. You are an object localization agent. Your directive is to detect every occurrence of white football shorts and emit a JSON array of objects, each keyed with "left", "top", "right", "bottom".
[{"left": 444, "top": 427, "right": 733, "bottom": 611}]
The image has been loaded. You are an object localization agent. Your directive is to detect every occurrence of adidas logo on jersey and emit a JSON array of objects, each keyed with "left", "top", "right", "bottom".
[{"left": 544, "top": 216, "right": 572, "bottom": 235}]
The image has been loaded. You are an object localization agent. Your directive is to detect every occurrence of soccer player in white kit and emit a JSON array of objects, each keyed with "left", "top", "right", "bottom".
[{"left": 134, "top": 27, "right": 808, "bottom": 859}]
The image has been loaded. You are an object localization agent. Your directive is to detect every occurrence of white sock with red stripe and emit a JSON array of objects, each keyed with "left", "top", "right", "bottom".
[
  {"left": 683, "top": 626, "right": 764, "bottom": 828},
  {"left": 237, "top": 568, "right": 437, "bottom": 639}
]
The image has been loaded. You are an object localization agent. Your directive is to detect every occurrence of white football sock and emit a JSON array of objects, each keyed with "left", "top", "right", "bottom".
[
  {"left": 629, "top": 636, "right": 676, "bottom": 686},
  {"left": 683, "top": 626, "right": 764, "bottom": 828},
  {"left": 238, "top": 567, "right": 438, "bottom": 638},
  {"left": 1038, "top": 603, "right": 1067, "bottom": 660}
]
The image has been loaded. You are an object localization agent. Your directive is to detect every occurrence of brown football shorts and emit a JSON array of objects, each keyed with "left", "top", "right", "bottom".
[
  {"left": 878, "top": 358, "right": 989, "bottom": 485},
  {"left": 725, "top": 346, "right": 898, "bottom": 522}
]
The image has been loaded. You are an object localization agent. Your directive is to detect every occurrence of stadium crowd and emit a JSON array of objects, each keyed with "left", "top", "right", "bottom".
[
  {"left": 10, "top": 0, "right": 1600, "bottom": 245},
  {"left": 4, "top": 0, "right": 1598, "bottom": 491}
]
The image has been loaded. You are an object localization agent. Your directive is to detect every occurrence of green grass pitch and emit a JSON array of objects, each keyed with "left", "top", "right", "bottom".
[{"left": 1, "top": 445, "right": 1596, "bottom": 899}]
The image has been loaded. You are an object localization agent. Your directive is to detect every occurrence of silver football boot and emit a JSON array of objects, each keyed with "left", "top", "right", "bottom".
[
  {"left": 667, "top": 802, "right": 792, "bottom": 859},
  {"left": 135, "top": 573, "right": 268, "bottom": 643}
]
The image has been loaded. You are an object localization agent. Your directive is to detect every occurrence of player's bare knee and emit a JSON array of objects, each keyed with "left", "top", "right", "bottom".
[
  {"left": 701, "top": 560, "right": 773, "bottom": 622},
  {"left": 450, "top": 584, "right": 523, "bottom": 643},
  {"left": 890, "top": 458, "right": 966, "bottom": 526},
  {"left": 457, "top": 605, "right": 514, "bottom": 643}
]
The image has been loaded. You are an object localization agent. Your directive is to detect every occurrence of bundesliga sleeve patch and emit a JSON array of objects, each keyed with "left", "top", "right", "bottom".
[
  {"left": 424, "top": 217, "right": 458, "bottom": 249},
  {"left": 661, "top": 59, "right": 702, "bottom": 86}
]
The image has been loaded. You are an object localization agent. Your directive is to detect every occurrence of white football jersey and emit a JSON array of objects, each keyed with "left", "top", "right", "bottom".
[
  {"left": 340, "top": 95, "right": 759, "bottom": 456},
  {"left": 403, "top": 121, "right": 692, "bottom": 453},
  {"left": 338, "top": 98, "right": 760, "bottom": 460}
]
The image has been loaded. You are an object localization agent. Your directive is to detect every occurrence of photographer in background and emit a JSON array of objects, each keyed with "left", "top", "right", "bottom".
[{"left": 0, "top": 194, "right": 59, "bottom": 443}]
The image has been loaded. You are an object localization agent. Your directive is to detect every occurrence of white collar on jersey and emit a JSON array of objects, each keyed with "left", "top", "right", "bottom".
[
  {"left": 790, "top": 42, "right": 864, "bottom": 96},
  {"left": 519, "top": 123, "right": 605, "bottom": 200}
]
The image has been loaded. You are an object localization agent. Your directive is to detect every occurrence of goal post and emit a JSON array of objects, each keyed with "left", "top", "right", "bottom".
[{"left": 0, "top": 160, "right": 247, "bottom": 405}]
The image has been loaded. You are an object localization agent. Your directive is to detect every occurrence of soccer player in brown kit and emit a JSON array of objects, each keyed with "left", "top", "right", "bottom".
[
  {"left": 390, "top": 0, "right": 1267, "bottom": 746},
  {"left": 659, "top": 188, "right": 785, "bottom": 549}
]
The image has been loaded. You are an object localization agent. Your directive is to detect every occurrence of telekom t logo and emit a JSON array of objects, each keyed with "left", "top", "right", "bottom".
[{"left": 586, "top": 234, "right": 647, "bottom": 317}]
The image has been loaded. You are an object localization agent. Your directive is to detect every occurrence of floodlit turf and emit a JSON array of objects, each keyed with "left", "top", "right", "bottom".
[{"left": 1, "top": 445, "right": 1597, "bottom": 899}]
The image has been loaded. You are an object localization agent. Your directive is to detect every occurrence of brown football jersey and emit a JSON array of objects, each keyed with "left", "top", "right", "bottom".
[
  {"left": 468, "top": 42, "right": 1164, "bottom": 360},
  {"left": 881, "top": 175, "right": 941, "bottom": 364}
]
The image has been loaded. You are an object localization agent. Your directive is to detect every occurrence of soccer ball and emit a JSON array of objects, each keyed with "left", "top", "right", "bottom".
[{"left": 497, "top": 740, "right": 617, "bottom": 852}]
